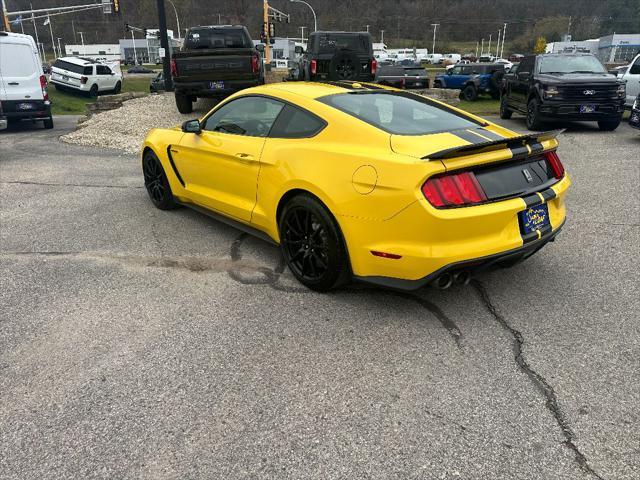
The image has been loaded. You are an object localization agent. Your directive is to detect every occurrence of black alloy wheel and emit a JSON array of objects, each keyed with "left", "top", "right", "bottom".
[
  {"left": 142, "top": 151, "right": 178, "bottom": 210},
  {"left": 526, "top": 98, "right": 543, "bottom": 130},
  {"left": 499, "top": 95, "right": 513, "bottom": 119},
  {"left": 279, "top": 195, "right": 349, "bottom": 291},
  {"left": 335, "top": 57, "right": 356, "bottom": 79}
]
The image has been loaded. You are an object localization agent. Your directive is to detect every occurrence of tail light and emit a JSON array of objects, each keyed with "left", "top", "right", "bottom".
[
  {"left": 544, "top": 150, "right": 565, "bottom": 179},
  {"left": 310, "top": 59, "right": 317, "bottom": 76},
  {"left": 251, "top": 54, "right": 260, "bottom": 74},
  {"left": 80, "top": 76, "right": 88, "bottom": 84},
  {"left": 39, "top": 74, "right": 49, "bottom": 101},
  {"left": 422, "top": 171, "right": 487, "bottom": 208},
  {"left": 371, "top": 58, "right": 377, "bottom": 75},
  {"left": 170, "top": 58, "right": 178, "bottom": 77}
]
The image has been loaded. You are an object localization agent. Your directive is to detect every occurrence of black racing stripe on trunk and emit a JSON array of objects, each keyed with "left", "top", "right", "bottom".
[
  {"left": 451, "top": 129, "right": 488, "bottom": 145},
  {"left": 529, "top": 142, "right": 544, "bottom": 154},
  {"left": 522, "top": 194, "right": 542, "bottom": 208},
  {"left": 166, "top": 146, "right": 185, "bottom": 187},
  {"left": 510, "top": 146, "right": 529, "bottom": 159},
  {"left": 541, "top": 188, "right": 556, "bottom": 202},
  {"left": 522, "top": 231, "right": 539, "bottom": 244},
  {"left": 476, "top": 128, "right": 504, "bottom": 141}
]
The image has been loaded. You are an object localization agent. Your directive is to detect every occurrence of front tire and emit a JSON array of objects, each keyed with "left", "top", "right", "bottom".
[
  {"left": 142, "top": 150, "right": 178, "bottom": 210},
  {"left": 175, "top": 93, "right": 193, "bottom": 114},
  {"left": 499, "top": 95, "right": 513, "bottom": 119},
  {"left": 526, "top": 98, "right": 544, "bottom": 130},
  {"left": 279, "top": 195, "right": 350, "bottom": 291},
  {"left": 597, "top": 118, "right": 621, "bottom": 131}
]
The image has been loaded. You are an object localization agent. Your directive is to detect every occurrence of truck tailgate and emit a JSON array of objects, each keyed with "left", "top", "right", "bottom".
[{"left": 174, "top": 49, "right": 256, "bottom": 81}]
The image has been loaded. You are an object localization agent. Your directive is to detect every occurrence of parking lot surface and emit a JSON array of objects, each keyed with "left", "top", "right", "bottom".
[{"left": 1, "top": 116, "right": 638, "bottom": 480}]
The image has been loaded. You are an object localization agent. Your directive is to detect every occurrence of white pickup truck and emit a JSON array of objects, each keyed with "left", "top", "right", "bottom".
[{"left": 620, "top": 53, "right": 640, "bottom": 108}]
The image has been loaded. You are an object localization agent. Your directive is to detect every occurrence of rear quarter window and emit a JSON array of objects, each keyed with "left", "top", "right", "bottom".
[
  {"left": 53, "top": 60, "right": 92, "bottom": 75},
  {"left": 0, "top": 43, "right": 37, "bottom": 77},
  {"left": 269, "top": 104, "right": 326, "bottom": 138}
]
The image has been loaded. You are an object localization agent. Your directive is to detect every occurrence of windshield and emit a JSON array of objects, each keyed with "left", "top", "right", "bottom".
[
  {"left": 319, "top": 92, "right": 481, "bottom": 135},
  {"left": 538, "top": 55, "right": 606, "bottom": 74},
  {"left": 184, "top": 28, "right": 252, "bottom": 49}
]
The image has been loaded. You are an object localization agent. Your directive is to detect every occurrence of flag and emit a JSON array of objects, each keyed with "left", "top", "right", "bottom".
[
  {"left": 43, "top": 16, "right": 50, "bottom": 26},
  {"left": 11, "top": 15, "right": 23, "bottom": 26}
]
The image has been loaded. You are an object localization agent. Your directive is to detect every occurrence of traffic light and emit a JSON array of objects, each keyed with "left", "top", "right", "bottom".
[
  {"left": 269, "top": 23, "right": 275, "bottom": 38},
  {"left": 113, "top": 0, "right": 120, "bottom": 14},
  {"left": 124, "top": 22, "right": 129, "bottom": 32}
]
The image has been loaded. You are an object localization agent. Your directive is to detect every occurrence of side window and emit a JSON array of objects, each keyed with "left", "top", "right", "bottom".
[
  {"left": 97, "top": 65, "right": 111, "bottom": 75},
  {"left": 451, "top": 66, "right": 461, "bottom": 75},
  {"left": 630, "top": 57, "right": 640, "bottom": 75},
  {"left": 269, "top": 104, "right": 326, "bottom": 138},
  {"left": 519, "top": 57, "right": 534, "bottom": 74},
  {"left": 461, "top": 66, "right": 473, "bottom": 74},
  {"left": 83, "top": 66, "right": 94, "bottom": 75},
  {"left": 203, "top": 96, "right": 285, "bottom": 137}
]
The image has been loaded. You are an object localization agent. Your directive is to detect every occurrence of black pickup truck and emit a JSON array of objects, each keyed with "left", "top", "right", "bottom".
[
  {"left": 500, "top": 53, "right": 626, "bottom": 131},
  {"left": 299, "top": 31, "right": 376, "bottom": 82},
  {"left": 170, "top": 25, "right": 264, "bottom": 114}
]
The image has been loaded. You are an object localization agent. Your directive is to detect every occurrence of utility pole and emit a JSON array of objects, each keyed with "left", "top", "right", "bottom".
[
  {"left": 156, "top": 0, "right": 173, "bottom": 91},
  {"left": 366, "top": 24, "right": 369, "bottom": 33},
  {"left": 380, "top": 30, "right": 384, "bottom": 43},
  {"left": 300, "top": 26, "right": 305, "bottom": 43},
  {"left": 31, "top": 4, "right": 42, "bottom": 62},
  {"left": 567, "top": 16, "right": 572, "bottom": 37},
  {"left": 480, "top": 38, "right": 484, "bottom": 56},
  {"left": 57, "top": 37, "right": 62, "bottom": 57},
  {"left": 488, "top": 34, "right": 492, "bottom": 58},
  {"left": 264, "top": 0, "right": 270, "bottom": 64},
  {"left": 501, "top": 23, "right": 507, "bottom": 58},
  {"left": 1, "top": 0, "right": 11, "bottom": 31},
  {"left": 78, "top": 31, "right": 84, "bottom": 46},
  {"left": 475, "top": 40, "right": 478, "bottom": 58},
  {"left": 496, "top": 28, "right": 501, "bottom": 58},
  {"left": 430, "top": 23, "right": 439, "bottom": 56},
  {"left": 46, "top": 14, "right": 56, "bottom": 60},
  {"left": 130, "top": 30, "right": 137, "bottom": 63}
]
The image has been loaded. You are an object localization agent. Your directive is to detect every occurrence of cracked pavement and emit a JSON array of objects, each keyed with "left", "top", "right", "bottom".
[{"left": 1, "top": 115, "right": 639, "bottom": 479}]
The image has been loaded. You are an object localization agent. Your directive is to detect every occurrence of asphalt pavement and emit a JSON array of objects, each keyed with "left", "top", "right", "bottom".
[{"left": 1, "top": 115, "right": 639, "bottom": 480}]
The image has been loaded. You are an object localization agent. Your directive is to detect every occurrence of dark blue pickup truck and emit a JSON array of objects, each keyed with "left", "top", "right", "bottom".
[{"left": 433, "top": 63, "right": 505, "bottom": 101}]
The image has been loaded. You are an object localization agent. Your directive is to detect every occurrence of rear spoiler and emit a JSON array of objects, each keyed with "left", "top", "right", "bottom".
[{"left": 423, "top": 129, "right": 564, "bottom": 160}]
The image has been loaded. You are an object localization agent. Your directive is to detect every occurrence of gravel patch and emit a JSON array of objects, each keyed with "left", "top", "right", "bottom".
[{"left": 60, "top": 93, "right": 217, "bottom": 154}]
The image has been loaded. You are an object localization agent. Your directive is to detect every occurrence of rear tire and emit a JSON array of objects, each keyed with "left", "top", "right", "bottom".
[
  {"left": 597, "top": 118, "right": 621, "bottom": 131},
  {"left": 43, "top": 117, "right": 54, "bottom": 129},
  {"left": 278, "top": 194, "right": 350, "bottom": 291},
  {"left": 175, "top": 93, "right": 193, "bottom": 114},
  {"left": 434, "top": 80, "right": 442, "bottom": 88},
  {"left": 499, "top": 95, "right": 513, "bottom": 119},
  {"left": 113, "top": 81, "right": 122, "bottom": 94},
  {"left": 89, "top": 84, "right": 99, "bottom": 98},
  {"left": 526, "top": 98, "right": 544, "bottom": 131},
  {"left": 142, "top": 150, "right": 179, "bottom": 210},
  {"left": 461, "top": 84, "right": 478, "bottom": 101}
]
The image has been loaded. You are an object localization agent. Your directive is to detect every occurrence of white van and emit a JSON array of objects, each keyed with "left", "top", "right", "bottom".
[
  {"left": 620, "top": 53, "right": 640, "bottom": 108},
  {"left": 0, "top": 31, "right": 53, "bottom": 129}
]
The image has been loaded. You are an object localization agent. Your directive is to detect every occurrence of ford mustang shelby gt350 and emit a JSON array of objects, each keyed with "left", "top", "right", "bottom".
[{"left": 141, "top": 81, "right": 569, "bottom": 291}]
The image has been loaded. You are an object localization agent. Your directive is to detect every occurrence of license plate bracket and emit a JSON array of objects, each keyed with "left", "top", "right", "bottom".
[
  {"left": 579, "top": 104, "right": 596, "bottom": 114},
  {"left": 519, "top": 203, "right": 550, "bottom": 235},
  {"left": 209, "top": 81, "right": 224, "bottom": 90},
  {"left": 17, "top": 102, "right": 34, "bottom": 110}
]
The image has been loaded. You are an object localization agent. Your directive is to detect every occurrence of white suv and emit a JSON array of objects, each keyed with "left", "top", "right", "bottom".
[
  {"left": 51, "top": 57, "right": 122, "bottom": 97},
  {"left": 620, "top": 53, "right": 640, "bottom": 109}
]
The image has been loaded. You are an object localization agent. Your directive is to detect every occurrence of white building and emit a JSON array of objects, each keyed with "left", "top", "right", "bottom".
[
  {"left": 64, "top": 44, "right": 120, "bottom": 61},
  {"left": 546, "top": 34, "right": 640, "bottom": 64}
]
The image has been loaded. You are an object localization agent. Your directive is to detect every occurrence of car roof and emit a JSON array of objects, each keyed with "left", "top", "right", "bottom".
[
  {"left": 258, "top": 81, "right": 385, "bottom": 100},
  {"left": 57, "top": 56, "right": 95, "bottom": 66}
]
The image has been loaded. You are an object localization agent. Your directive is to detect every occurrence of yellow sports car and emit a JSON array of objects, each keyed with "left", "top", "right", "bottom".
[{"left": 142, "top": 81, "right": 569, "bottom": 291}]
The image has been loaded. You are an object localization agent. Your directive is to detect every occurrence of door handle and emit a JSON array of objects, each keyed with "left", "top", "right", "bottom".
[
  {"left": 234, "top": 153, "right": 257, "bottom": 163},
  {"left": 8, "top": 82, "right": 19, "bottom": 85}
]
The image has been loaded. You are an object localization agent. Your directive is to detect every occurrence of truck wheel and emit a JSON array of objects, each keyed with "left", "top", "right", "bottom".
[
  {"left": 88, "top": 84, "right": 99, "bottom": 98},
  {"left": 175, "top": 93, "right": 193, "bottom": 114},
  {"left": 597, "top": 118, "right": 621, "bottom": 131},
  {"left": 526, "top": 98, "right": 544, "bottom": 130},
  {"left": 434, "top": 80, "right": 442, "bottom": 88},
  {"left": 461, "top": 84, "right": 478, "bottom": 101},
  {"left": 499, "top": 95, "right": 513, "bottom": 119}
]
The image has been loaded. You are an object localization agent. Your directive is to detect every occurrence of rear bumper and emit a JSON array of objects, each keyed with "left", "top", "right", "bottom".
[
  {"left": 173, "top": 78, "right": 264, "bottom": 97},
  {"left": 538, "top": 101, "right": 625, "bottom": 120},
  {"left": 355, "top": 220, "right": 565, "bottom": 290},
  {"left": 342, "top": 174, "right": 570, "bottom": 290},
  {"left": 0, "top": 100, "right": 51, "bottom": 120}
]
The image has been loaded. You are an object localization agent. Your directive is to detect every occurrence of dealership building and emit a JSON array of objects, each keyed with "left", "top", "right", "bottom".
[{"left": 546, "top": 33, "right": 640, "bottom": 63}]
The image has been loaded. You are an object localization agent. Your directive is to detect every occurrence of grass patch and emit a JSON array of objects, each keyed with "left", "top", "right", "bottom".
[
  {"left": 457, "top": 98, "right": 500, "bottom": 116},
  {"left": 48, "top": 77, "right": 151, "bottom": 115}
]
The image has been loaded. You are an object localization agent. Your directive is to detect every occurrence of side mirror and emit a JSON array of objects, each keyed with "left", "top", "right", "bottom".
[
  {"left": 294, "top": 46, "right": 304, "bottom": 54},
  {"left": 255, "top": 44, "right": 265, "bottom": 52},
  {"left": 182, "top": 119, "right": 201, "bottom": 134}
]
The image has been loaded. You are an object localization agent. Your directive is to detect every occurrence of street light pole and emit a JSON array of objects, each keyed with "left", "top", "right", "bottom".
[
  {"left": 57, "top": 37, "right": 62, "bottom": 57},
  {"left": 290, "top": 0, "right": 317, "bottom": 32},
  {"left": 156, "top": 0, "right": 173, "bottom": 91},
  {"left": 430, "top": 23, "right": 439, "bottom": 55},
  {"left": 380, "top": 30, "right": 384, "bottom": 43},
  {"left": 166, "top": 0, "right": 180, "bottom": 40},
  {"left": 78, "top": 31, "right": 84, "bottom": 47},
  {"left": 501, "top": 23, "right": 507, "bottom": 58},
  {"left": 300, "top": 26, "right": 305, "bottom": 43}
]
